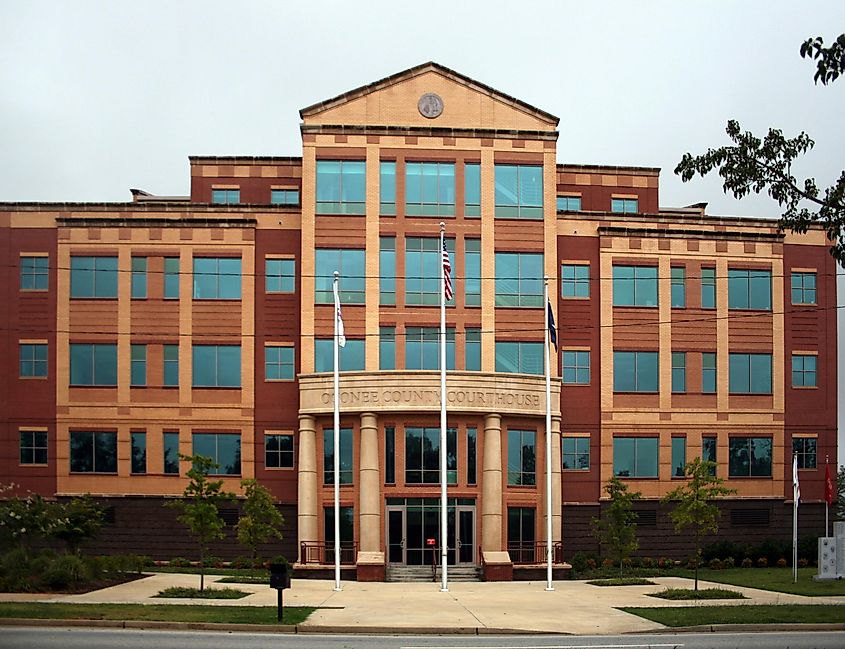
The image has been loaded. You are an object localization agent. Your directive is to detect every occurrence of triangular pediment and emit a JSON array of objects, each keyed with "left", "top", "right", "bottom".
[{"left": 300, "top": 62, "right": 559, "bottom": 132}]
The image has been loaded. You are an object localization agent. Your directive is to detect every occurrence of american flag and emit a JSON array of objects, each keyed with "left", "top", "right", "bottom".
[{"left": 442, "top": 239, "right": 453, "bottom": 301}]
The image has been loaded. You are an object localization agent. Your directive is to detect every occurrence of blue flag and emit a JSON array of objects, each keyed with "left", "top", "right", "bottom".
[{"left": 547, "top": 300, "right": 557, "bottom": 351}]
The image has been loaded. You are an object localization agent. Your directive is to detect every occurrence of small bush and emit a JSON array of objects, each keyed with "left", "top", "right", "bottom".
[
  {"left": 202, "top": 556, "right": 224, "bottom": 569},
  {"left": 586, "top": 558, "right": 597, "bottom": 570},
  {"left": 154, "top": 586, "right": 248, "bottom": 599},
  {"left": 621, "top": 557, "right": 633, "bottom": 570},
  {"left": 640, "top": 557, "right": 654, "bottom": 569},
  {"left": 657, "top": 557, "right": 673, "bottom": 569},
  {"left": 685, "top": 556, "right": 699, "bottom": 570},
  {"left": 231, "top": 555, "right": 253, "bottom": 570},
  {"left": 168, "top": 557, "right": 191, "bottom": 568},
  {"left": 798, "top": 558, "right": 809, "bottom": 568},
  {"left": 601, "top": 558, "right": 615, "bottom": 569},
  {"left": 723, "top": 556, "right": 736, "bottom": 569},
  {"left": 708, "top": 558, "right": 723, "bottom": 570},
  {"left": 757, "top": 557, "right": 769, "bottom": 568},
  {"left": 741, "top": 557, "right": 753, "bottom": 568},
  {"left": 588, "top": 577, "right": 655, "bottom": 586},
  {"left": 650, "top": 587, "right": 746, "bottom": 600},
  {"left": 776, "top": 557, "right": 787, "bottom": 568},
  {"left": 40, "top": 554, "right": 91, "bottom": 590}
]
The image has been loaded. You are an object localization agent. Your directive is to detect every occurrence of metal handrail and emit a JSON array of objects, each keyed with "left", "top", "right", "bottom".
[
  {"left": 508, "top": 541, "right": 563, "bottom": 565},
  {"left": 299, "top": 541, "right": 358, "bottom": 565}
]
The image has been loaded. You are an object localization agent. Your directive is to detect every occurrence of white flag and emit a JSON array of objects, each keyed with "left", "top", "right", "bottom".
[
  {"left": 333, "top": 281, "right": 346, "bottom": 348},
  {"left": 793, "top": 454, "right": 800, "bottom": 504}
]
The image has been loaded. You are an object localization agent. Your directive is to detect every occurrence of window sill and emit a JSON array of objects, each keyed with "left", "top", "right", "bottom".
[
  {"left": 727, "top": 308, "right": 772, "bottom": 312},
  {"left": 562, "top": 382, "right": 592, "bottom": 387},
  {"left": 728, "top": 392, "right": 773, "bottom": 396},
  {"left": 70, "top": 297, "right": 118, "bottom": 300},
  {"left": 19, "top": 376, "right": 48, "bottom": 380},
  {"left": 613, "top": 391, "right": 659, "bottom": 395},
  {"left": 131, "top": 297, "right": 149, "bottom": 301},
  {"left": 70, "top": 384, "right": 117, "bottom": 388},
  {"left": 613, "top": 475, "right": 658, "bottom": 480},
  {"left": 561, "top": 296, "right": 590, "bottom": 301},
  {"left": 265, "top": 466, "right": 296, "bottom": 471},
  {"left": 792, "top": 386, "right": 818, "bottom": 390},
  {"left": 266, "top": 291, "right": 296, "bottom": 295},
  {"left": 265, "top": 379, "right": 295, "bottom": 383},
  {"left": 612, "top": 304, "right": 659, "bottom": 309},
  {"left": 192, "top": 386, "right": 242, "bottom": 390},
  {"left": 19, "top": 463, "right": 49, "bottom": 468},
  {"left": 506, "top": 483, "right": 538, "bottom": 489},
  {"left": 69, "top": 472, "right": 118, "bottom": 475},
  {"left": 562, "top": 468, "right": 590, "bottom": 472},
  {"left": 191, "top": 298, "right": 243, "bottom": 302},
  {"left": 727, "top": 475, "right": 773, "bottom": 479},
  {"left": 20, "top": 289, "right": 49, "bottom": 293}
]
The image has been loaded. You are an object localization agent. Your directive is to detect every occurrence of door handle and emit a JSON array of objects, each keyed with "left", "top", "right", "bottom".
[{"left": 400, "top": 539, "right": 405, "bottom": 549}]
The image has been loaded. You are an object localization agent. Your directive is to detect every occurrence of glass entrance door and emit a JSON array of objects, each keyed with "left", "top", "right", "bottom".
[
  {"left": 457, "top": 506, "right": 475, "bottom": 564},
  {"left": 385, "top": 499, "right": 475, "bottom": 565},
  {"left": 386, "top": 507, "right": 404, "bottom": 564}
]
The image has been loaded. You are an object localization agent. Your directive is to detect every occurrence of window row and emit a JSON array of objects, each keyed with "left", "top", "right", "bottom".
[{"left": 209, "top": 188, "right": 300, "bottom": 205}]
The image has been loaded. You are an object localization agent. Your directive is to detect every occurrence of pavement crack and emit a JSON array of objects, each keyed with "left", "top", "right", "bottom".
[{"left": 446, "top": 590, "right": 486, "bottom": 629}]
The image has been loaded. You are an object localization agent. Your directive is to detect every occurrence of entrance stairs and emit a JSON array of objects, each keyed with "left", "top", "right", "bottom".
[{"left": 385, "top": 565, "right": 482, "bottom": 582}]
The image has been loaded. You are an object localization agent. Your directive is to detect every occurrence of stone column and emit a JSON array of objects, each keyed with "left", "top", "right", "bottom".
[
  {"left": 481, "top": 413, "right": 503, "bottom": 552},
  {"left": 296, "top": 414, "right": 318, "bottom": 563},
  {"left": 551, "top": 416, "right": 562, "bottom": 547},
  {"left": 358, "top": 412, "right": 380, "bottom": 553}
]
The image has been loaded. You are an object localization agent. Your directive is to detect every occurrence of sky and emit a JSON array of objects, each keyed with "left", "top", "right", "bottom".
[{"left": 1, "top": 0, "right": 843, "bottom": 464}]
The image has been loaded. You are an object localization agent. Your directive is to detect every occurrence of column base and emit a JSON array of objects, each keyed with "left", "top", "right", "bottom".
[
  {"left": 356, "top": 551, "right": 386, "bottom": 581},
  {"left": 481, "top": 551, "right": 513, "bottom": 581}
]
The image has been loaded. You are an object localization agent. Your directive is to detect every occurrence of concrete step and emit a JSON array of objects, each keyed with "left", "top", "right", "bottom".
[{"left": 385, "top": 565, "right": 481, "bottom": 582}]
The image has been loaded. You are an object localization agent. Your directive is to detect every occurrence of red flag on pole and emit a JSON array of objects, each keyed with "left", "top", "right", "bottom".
[{"left": 825, "top": 463, "right": 835, "bottom": 506}]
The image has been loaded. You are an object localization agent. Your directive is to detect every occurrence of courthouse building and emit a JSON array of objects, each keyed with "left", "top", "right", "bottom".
[{"left": 0, "top": 63, "right": 838, "bottom": 579}]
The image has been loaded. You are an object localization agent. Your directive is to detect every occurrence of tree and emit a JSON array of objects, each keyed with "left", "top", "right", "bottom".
[
  {"left": 168, "top": 454, "right": 235, "bottom": 590},
  {"left": 661, "top": 458, "right": 736, "bottom": 591},
  {"left": 236, "top": 478, "right": 284, "bottom": 563},
  {"left": 593, "top": 476, "right": 641, "bottom": 574},
  {"left": 49, "top": 495, "right": 105, "bottom": 555},
  {"left": 0, "top": 487, "right": 55, "bottom": 555},
  {"left": 675, "top": 34, "right": 845, "bottom": 264}
]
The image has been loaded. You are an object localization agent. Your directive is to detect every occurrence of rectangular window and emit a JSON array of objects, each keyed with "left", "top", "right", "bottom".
[
  {"left": 193, "top": 257, "right": 241, "bottom": 299},
  {"left": 792, "top": 354, "right": 817, "bottom": 387},
  {"left": 507, "top": 507, "right": 535, "bottom": 562},
  {"left": 130, "top": 344, "right": 147, "bottom": 387},
  {"left": 464, "top": 162, "right": 480, "bottom": 217},
  {"left": 507, "top": 429, "right": 536, "bottom": 486},
  {"left": 192, "top": 345, "right": 241, "bottom": 388},
  {"left": 562, "top": 437, "right": 590, "bottom": 470},
  {"left": 380, "top": 161, "right": 396, "bottom": 215},
  {"left": 19, "top": 343, "right": 47, "bottom": 378},
  {"left": 265, "top": 258, "right": 295, "bottom": 293},
  {"left": 131, "top": 431, "right": 146, "bottom": 474},
  {"left": 323, "top": 427, "right": 353, "bottom": 485},
  {"left": 467, "top": 427, "right": 477, "bottom": 485},
  {"left": 211, "top": 188, "right": 239, "bottom": 204},
  {"left": 379, "top": 326, "right": 395, "bottom": 370},
  {"left": 613, "top": 265, "right": 658, "bottom": 307},
  {"left": 465, "top": 238, "right": 481, "bottom": 306},
  {"left": 495, "top": 252, "right": 543, "bottom": 307},
  {"left": 405, "top": 427, "right": 457, "bottom": 484},
  {"left": 613, "top": 437, "right": 658, "bottom": 478},
  {"left": 131, "top": 257, "right": 147, "bottom": 299},
  {"left": 671, "top": 437, "right": 686, "bottom": 477},
  {"left": 729, "top": 353, "right": 772, "bottom": 394},
  {"left": 324, "top": 506, "right": 354, "bottom": 557},
  {"left": 702, "top": 436, "right": 717, "bottom": 475},
  {"left": 19, "top": 430, "right": 48, "bottom": 465},
  {"left": 163, "top": 432, "right": 180, "bottom": 474},
  {"left": 671, "top": 352, "right": 686, "bottom": 393},
  {"left": 702, "top": 352, "right": 716, "bottom": 394},
  {"left": 163, "top": 344, "right": 179, "bottom": 387},
  {"left": 405, "top": 327, "right": 455, "bottom": 370},
  {"left": 495, "top": 341, "right": 543, "bottom": 375},
  {"left": 562, "top": 350, "right": 590, "bottom": 385},
  {"left": 265, "top": 345, "right": 295, "bottom": 381},
  {"left": 70, "top": 343, "right": 117, "bottom": 386},
  {"left": 265, "top": 433, "right": 294, "bottom": 469},
  {"left": 405, "top": 237, "right": 455, "bottom": 305},
  {"left": 70, "top": 431, "right": 117, "bottom": 473},
  {"left": 728, "top": 437, "right": 772, "bottom": 477},
  {"left": 405, "top": 161, "right": 455, "bottom": 216},
  {"left": 613, "top": 351, "right": 659, "bottom": 392},
  {"left": 728, "top": 269, "right": 771, "bottom": 310},
  {"left": 20, "top": 256, "right": 49, "bottom": 290},
  {"left": 792, "top": 437, "right": 817, "bottom": 470},
  {"left": 316, "top": 160, "right": 365, "bottom": 215},
  {"left": 385, "top": 427, "right": 395, "bottom": 485},
  {"left": 379, "top": 237, "right": 396, "bottom": 305},
  {"left": 314, "top": 339, "right": 365, "bottom": 372},
  {"left": 671, "top": 266, "right": 686, "bottom": 308},
  {"left": 701, "top": 267, "right": 716, "bottom": 309},
  {"left": 556, "top": 196, "right": 581, "bottom": 211},
  {"left": 791, "top": 271, "right": 817, "bottom": 305},
  {"left": 611, "top": 197, "right": 638, "bottom": 213},
  {"left": 465, "top": 328, "right": 481, "bottom": 372},
  {"left": 192, "top": 433, "right": 241, "bottom": 475},
  {"left": 315, "top": 249, "right": 365, "bottom": 304},
  {"left": 70, "top": 256, "right": 118, "bottom": 298},
  {"left": 270, "top": 188, "right": 299, "bottom": 205},
  {"left": 164, "top": 258, "right": 179, "bottom": 299},
  {"left": 495, "top": 164, "right": 543, "bottom": 219},
  {"left": 561, "top": 263, "right": 589, "bottom": 298}
]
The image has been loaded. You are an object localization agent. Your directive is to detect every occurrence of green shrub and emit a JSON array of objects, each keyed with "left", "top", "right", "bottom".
[
  {"left": 169, "top": 557, "right": 191, "bottom": 567},
  {"left": 776, "top": 557, "right": 787, "bottom": 568},
  {"left": 708, "top": 558, "right": 723, "bottom": 570},
  {"left": 798, "top": 557, "right": 809, "bottom": 568},
  {"left": 723, "top": 556, "right": 736, "bottom": 569},
  {"left": 757, "top": 557, "right": 769, "bottom": 568},
  {"left": 269, "top": 554, "right": 288, "bottom": 568},
  {"left": 231, "top": 555, "right": 253, "bottom": 570},
  {"left": 569, "top": 552, "right": 589, "bottom": 573},
  {"left": 202, "top": 556, "right": 224, "bottom": 569},
  {"left": 640, "top": 557, "right": 654, "bottom": 569},
  {"left": 601, "top": 558, "right": 615, "bottom": 569},
  {"left": 40, "top": 554, "right": 91, "bottom": 590},
  {"left": 155, "top": 586, "right": 248, "bottom": 599},
  {"left": 586, "top": 558, "right": 597, "bottom": 570},
  {"left": 657, "top": 557, "right": 673, "bottom": 569},
  {"left": 741, "top": 557, "right": 753, "bottom": 568}
]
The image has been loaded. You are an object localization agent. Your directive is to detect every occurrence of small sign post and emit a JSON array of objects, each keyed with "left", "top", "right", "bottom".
[
  {"left": 269, "top": 563, "right": 291, "bottom": 622},
  {"left": 427, "top": 538, "right": 437, "bottom": 582}
]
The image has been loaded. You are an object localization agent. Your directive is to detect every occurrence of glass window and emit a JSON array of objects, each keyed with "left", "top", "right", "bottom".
[
  {"left": 70, "top": 257, "right": 118, "bottom": 298},
  {"left": 495, "top": 164, "right": 543, "bottom": 219},
  {"left": 561, "top": 264, "right": 589, "bottom": 298},
  {"left": 792, "top": 354, "right": 817, "bottom": 388},
  {"left": 728, "top": 437, "right": 772, "bottom": 477},
  {"left": 562, "top": 437, "right": 590, "bottom": 470},
  {"left": 265, "top": 346, "right": 295, "bottom": 381},
  {"left": 163, "top": 432, "right": 180, "bottom": 474},
  {"left": 728, "top": 269, "right": 771, "bottom": 310},
  {"left": 405, "top": 327, "right": 455, "bottom": 370},
  {"left": 467, "top": 427, "right": 477, "bottom": 485},
  {"left": 70, "top": 343, "right": 117, "bottom": 386},
  {"left": 495, "top": 341, "right": 543, "bottom": 375},
  {"left": 406, "top": 237, "right": 455, "bottom": 305},
  {"left": 507, "top": 507, "right": 535, "bottom": 562},
  {"left": 671, "top": 267, "right": 686, "bottom": 308},
  {"left": 211, "top": 188, "right": 239, "bottom": 204},
  {"left": 270, "top": 189, "right": 299, "bottom": 205},
  {"left": 702, "top": 436, "right": 717, "bottom": 475},
  {"left": 671, "top": 437, "right": 686, "bottom": 477},
  {"left": 266, "top": 258, "right": 295, "bottom": 293},
  {"left": 611, "top": 197, "right": 638, "bottom": 213},
  {"left": 163, "top": 344, "right": 179, "bottom": 387},
  {"left": 19, "top": 430, "right": 48, "bottom": 465},
  {"left": 19, "top": 343, "right": 47, "bottom": 378},
  {"left": 130, "top": 344, "right": 146, "bottom": 387},
  {"left": 556, "top": 196, "right": 581, "bottom": 211},
  {"left": 380, "top": 237, "right": 396, "bottom": 305},
  {"left": 192, "top": 433, "right": 241, "bottom": 475},
  {"left": 405, "top": 162, "right": 455, "bottom": 216},
  {"left": 613, "top": 437, "right": 658, "bottom": 478},
  {"left": 131, "top": 257, "right": 147, "bottom": 299},
  {"left": 791, "top": 271, "right": 817, "bottom": 305},
  {"left": 315, "top": 249, "right": 365, "bottom": 304},
  {"left": 405, "top": 426, "right": 457, "bottom": 484},
  {"left": 671, "top": 352, "right": 686, "bottom": 393},
  {"left": 729, "top": 353, "right": 772, "bottom": 394},
  {"left": 701, "top": 267, "right": 716, "bottom": 309},
  {"left": 20, "top": 256, "right": 49, "bottom": 290},
  {"left": 465, "top": 328, "right": 481, "bottom": 372},
  {"left": 379, "top": 326, "right": 395, "bottom": 370},
  {"left": 464, "top": 163, "right": 480, "bottom": 217},
  {"left": 562, "top": 350, "right": 590, "bottom": 384},
  {"left": 613, "top": 351, "right": 659, "bottom": 392},
  {"left": 323, "top": 427, "right": 353, "bottom": 485},
  {"left": 315, "top": 338, "right": 365, "bottom": 372},
  {"left": 164, "top": 258, "right": 180, "bottom": 299},
  {"left": 507, "top": 429, "right": 536, "bottom": 486},
  {"left": 465, "top": 239, "right": 481, "bottom": 306},
  {"left": 265, "top": 433, "right": 294, "bottom": 469},
  {"left": 380, "top": 161, "right": 396, "bottom": 215},
  {"left": 193, "top": 257, "right": 241, "bottom": 299},
  {"left": 385, "top": 427, "right": 395, "bottom": 485},
  {"left": 702, "top": 352, "right": 716, "bottom": 394},
  {"left": 70, "top": 431, "right": 117, "bottom": 473},
  {"left": 131, "top": 431, "right": 146, "bottom": 474},
  {"left": 495, "top": 252, "right": 543, "bottom": 307},
  {"left": 316, "top": 160, "right": 365, "bottom": 215},
  {"left": 324, "top": 506, "right": 354, "bottom": 557},
  {"left": 192, "top": 345, "right": 241, "bottom": 388},
  {"left": 613, "top": 265, "right": 658, "bottom": 307},
  {"left": 793, "top": 437, "right": 817, "bottom": 470}
]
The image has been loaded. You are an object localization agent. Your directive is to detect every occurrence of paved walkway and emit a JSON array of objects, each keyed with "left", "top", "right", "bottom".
[{"left": 2, "top": 573, "right": 844, "bottom": 635}]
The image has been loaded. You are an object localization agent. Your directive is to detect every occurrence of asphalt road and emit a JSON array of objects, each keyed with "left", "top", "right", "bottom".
[{"left": 1, "top": 628, "right": 845, "bottom": 649}]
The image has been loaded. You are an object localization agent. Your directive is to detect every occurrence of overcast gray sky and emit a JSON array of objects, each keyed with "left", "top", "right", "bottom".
[{"left": 1, "top": 0, "right": 843, "bottom": 464}]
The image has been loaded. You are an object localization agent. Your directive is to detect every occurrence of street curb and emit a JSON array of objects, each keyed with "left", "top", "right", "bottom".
[{"left": 636, "top": 623, "right": 845, "bottom": 634}]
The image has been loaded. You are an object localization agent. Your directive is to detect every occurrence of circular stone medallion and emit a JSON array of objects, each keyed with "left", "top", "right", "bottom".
[{"left": 417, "top": 93, "right": 444, "bottom": 119}]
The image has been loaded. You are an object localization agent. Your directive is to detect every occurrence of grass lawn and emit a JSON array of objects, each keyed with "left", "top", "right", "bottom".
[
  {"left": 693, "top": 567, "right": 845, "bottom": 597},
  {"left": 154, "top": 586, "right": 249, "bottom": 599},
  {"left": 217, "top": 576, "right": 267, "bottom": 584},
  {"left": 587, "top": 578, "right": 655, "bottom": 586},
  {"left": 149, "top": 566, "right": 268, "bottom": 578},
  {"left": 649, "top": 587, "right": 745, "bottom": 600},
  {"left": 621, "top": 604, "right": 845, "bottom": 627},
  {"left": 0, "top": 603, "right": 313, "bottom": 625}
]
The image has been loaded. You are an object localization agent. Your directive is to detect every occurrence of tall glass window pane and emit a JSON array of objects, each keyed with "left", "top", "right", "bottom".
[
  {"left": 406, "top": 237, "right": 454, "bottom": 305},
  {"left": 467, "top": 427, "right": 477, "bottom": 484},
  {"left": 380, "top": 161, "right": 396, "bottom": 215},
  {"left": 495, "top": 164, "right": 543, "bottom": 219},
  {"left": 465, "top": 328, "right": 481, "bottom": 371},
  {"left": 315, "top": 339, "right": 365, "bottom": 372},
  {"left": 465, "top": 239, "right": 481, "bottom": 306},
  {"left": 131, "top": 431, "right": 147, "bottom": 474},
  {"left": 192, "top": 257, "right": 241, "bottom": 300},
  {"left": 495, "top": 252, "right": 543, "bottom": 307},
  {"left": 70, "top": 257, "right": 118, "bottom": 298},
  {"left": 131, "top": 257, "right": 147, "bottom": 299},
  {"left": 130, "top": 344, "right": 146, "bottom": 387},
  {"left": 671, "top": 437, "right": 686, "bottom": 477},
  {"left": 464, "top": 163, "right": 480, "bottom": 217},
  {"left": 405, "top": 327, "right": 454, "bottom": 370},
  {"left": 163, "top": 432, "right": 180, "bottom": 474},
  {"left": 315, "top": 249, "right": 366, "bottom": 304},
  {"left": 791, "top": 354, "right": 817, "bottom": 387},
  {"left": 266, "top": 258, "right": 295, "bottom": 293},
  {"left": 702, "top": 436, "right": 717, "bottom": 475},
  {"left": 671, "top": 352, "right": 686, "bottom": 393},
  {"left": 164, "top": 258, "right": 180, "bottom": 299},
  {"left": 613, "top": 265, "right": 657, "bottom": 307},
  {"left": 379, "top": 237, "right": 396, "bottom": 305},
  {"left": 671, "top": 266, "right": 685, "bottom": 308},
  {"left": 701, "top": 267, "right": 716, "bottom": 309},
  {"left": 163, "top": 344, "right": 179, "bottom": 387},
  {"left": 613, "top": 351, "right": 658, "bottom": 392},
  {"left": 507, "top": 429, "right": 536, "bottom": 485},
  {"left": 20, "top": 256, "right": 49, "bottom": 290},
  {"left": 385, "top": 427, "right": 395, "bottom": 484},
  {"left": 702, "top": 352, "right": 716, "bottom": 393},
  {"left": 495, "top": 341, "right": 543, "bottom": 375},
  {"left": 316, "top": 160, "right": 365, "bottom": 214},
  {"left": 728, "top": 269, "right": 771, "bottom": 310},
  {"left": 324, "top": 427, "right": 353, "bottom": 484},
  {"left": 405, "top": 162, "right": 455, "bottom": 216},
  {"left": 192, "top": 433, "right": 241, "bottom": 475},
  {"left": 379, "top": 326, "right": 395, "bottom": 370},
  {"left": 562, "top": 437, "right": 590, "bottom": 470},
  {"left": 561, "top": 264, "right": 589, "bottom": 298}
]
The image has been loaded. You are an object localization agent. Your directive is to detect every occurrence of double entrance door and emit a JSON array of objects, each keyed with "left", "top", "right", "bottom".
[{"left": 386, "top": 498, "right": 475, "bottom": 566}]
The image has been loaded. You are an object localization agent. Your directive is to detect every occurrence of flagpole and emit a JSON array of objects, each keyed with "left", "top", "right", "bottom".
[
  {"left": 825, "top": 454, "right": 829, "bottom": 537},
  {"left": 332, "top": 271, "right": 342, "bottom": 592},
  {"left": 439, "top": 222, "right": 449, "bottom": 592},
  {"left": 792, "top": 452, "right": 798, "bottom": 584},
  {"left": 544, "top": 277, "right": 554, "bottom": 592}
]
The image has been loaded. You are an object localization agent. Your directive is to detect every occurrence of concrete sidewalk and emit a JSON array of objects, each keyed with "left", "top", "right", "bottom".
[{"left": 2, "top": 573, "right": 844, "bottom": 635}]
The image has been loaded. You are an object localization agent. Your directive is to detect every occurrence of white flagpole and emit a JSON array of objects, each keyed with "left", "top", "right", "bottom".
[
  {"left": 792, "top": 452, "right": 799, "bottom": 584},
  {"left": 544, "top": 277, "right": 554, "bottom": 591},
  {"left": 825, "top": 454, "right": 829, "bottom": 537},
  {"left": 332, "top": 271, "right": 342, "bottom": 592},
  {"left": 439, "top": 222, "right": 449, "bottom": 592}
]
